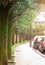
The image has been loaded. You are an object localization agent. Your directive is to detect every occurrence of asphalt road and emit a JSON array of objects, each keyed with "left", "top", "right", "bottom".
[
  {"left": 14, "top": 42, "right": 45, "bottom": 65},
  {"left": 33, "top": 48, "right": 45, "bottom": 58}
]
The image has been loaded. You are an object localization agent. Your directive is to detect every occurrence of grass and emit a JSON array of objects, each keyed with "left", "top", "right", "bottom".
[{"left": 8, "top": 59, "right": 14, "bottom": 62}]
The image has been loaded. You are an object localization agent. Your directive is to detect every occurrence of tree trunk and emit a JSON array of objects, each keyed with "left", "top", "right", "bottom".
[
  {"left": 15, "top": 30, "right": 18, "bottom": 43},
  {"left": 23, "top": 34, "right": 25, "bottom": 42},
  {"left": 11, "top": 28, "right": 14, "bottom": 45},
  {"left": 30, "top": 24, "right": 32, "bottom": 47},
  {"left": 1, "top": 17, "right": 8, "bottom": 65},
  {"left": 25, "top": 35, "right": 27, "bottom": 40},
  {"left": 8, "top": 24, "right": 12, "bottom": 59},
  {"left": 19, "top": 33, "right": 21, "bottom": 43},
  {"left": 0, "top": 6, "right": 8, "bottom": 65},
  {"left": 1, "top": 21, "right": 8, "bottom": 65},
  {"left": 0, "top": 21, "right": 2, "bottom": 65}
]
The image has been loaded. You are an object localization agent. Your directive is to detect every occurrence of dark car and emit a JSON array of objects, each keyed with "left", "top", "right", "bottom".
[{"left": 33, "top": 36, "right": 45, "bottom": 53}]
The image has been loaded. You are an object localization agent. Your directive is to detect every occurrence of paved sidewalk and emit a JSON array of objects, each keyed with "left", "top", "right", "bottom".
[{"left": 14, "top": 43, "right": 45, "bottom": 65}]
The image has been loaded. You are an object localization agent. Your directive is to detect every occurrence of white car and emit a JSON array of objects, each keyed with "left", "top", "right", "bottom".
[{"left": 32, "top": 36, "right": 45, "bottom": 53}]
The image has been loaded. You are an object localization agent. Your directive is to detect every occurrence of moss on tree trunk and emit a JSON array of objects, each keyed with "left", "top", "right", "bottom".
[
  {"left": 1, "top": 18, "right": 8, "bottom": 65},
  {"left": 8, "top": 22, "right": 12, "bottom": 59},
  {"left": 0, "top": 5, "right": 8, "bottom": 65}
]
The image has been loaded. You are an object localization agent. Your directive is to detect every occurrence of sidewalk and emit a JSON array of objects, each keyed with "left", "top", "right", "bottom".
[{"left": 14, "top": 43, "right": 45, "bottom": 65}]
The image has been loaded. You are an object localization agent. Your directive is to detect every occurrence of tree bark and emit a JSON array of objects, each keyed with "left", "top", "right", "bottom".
[
  {"left": 15, "top": 30, "right": 18, "bottom": 43},
  {"left": 30, "top": 24, "right": 32, "bottom": 47},
  {"left": 22, "top": 34, "right": 25, "bottom": 42},
  {"left": 19, "top": 33, "right": 21, "bottom": 43},
  {"left": 1, "top": 17, "right": 8, "bottom": 65},
  {"left": 0, "top": 21, "right": 2, "bottom": 65},
  {"left": 0, "top": 5, "right": 8, "bottom": 65},
  {"left": 8, "top": 24, "right": 12, "bottom": 59},
  {"left": 1, "top": 21, "right": 8, "bottom": 65}
]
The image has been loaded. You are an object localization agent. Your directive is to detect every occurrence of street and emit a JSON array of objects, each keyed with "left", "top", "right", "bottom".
[
  {"left": 33, "top": 48, "right": 45, "bottom": 58},
  {"left": 14, "top": 42, "right": 45, "bottom": 65}
]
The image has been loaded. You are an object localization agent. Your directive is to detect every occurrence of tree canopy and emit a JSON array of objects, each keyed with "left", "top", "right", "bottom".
[{"left": 8, "top": 0, "right": 39, "bottom": 34}]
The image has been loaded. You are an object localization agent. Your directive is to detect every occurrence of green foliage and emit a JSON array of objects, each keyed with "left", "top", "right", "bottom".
[
  {"left": 8, "top": 0, "right": 29, "bottom": 20},
  {"left": 6, "top": 0, "right": 39, "bottom": 35},
  {"left": 14, "top": 8, "right": 38, "bottom": 34},
  {"left": 32, "top": 23, "right": 45, "bottom": 35}
]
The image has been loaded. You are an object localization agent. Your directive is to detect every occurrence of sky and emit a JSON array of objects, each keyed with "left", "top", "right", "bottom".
[{"left": 35, "top": 11, "right": 45, "bottom": 22}]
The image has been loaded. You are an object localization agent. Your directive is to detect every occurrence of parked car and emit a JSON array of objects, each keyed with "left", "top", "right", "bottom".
[{"left": 33, "top": 36, "right": 45, "bottom": 53}]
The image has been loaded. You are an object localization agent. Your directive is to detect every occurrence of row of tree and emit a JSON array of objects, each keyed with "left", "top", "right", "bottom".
[
  {"left": 0, "top": 0, "right": 43, "bottom": 65},
  {"left": 32, "top": 23, "right": 45, "bottom": 36}
]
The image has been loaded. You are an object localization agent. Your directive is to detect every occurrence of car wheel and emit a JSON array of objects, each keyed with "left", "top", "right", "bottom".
[{"left": 38, "top": 44, "right": 43, "bottom": 53}]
